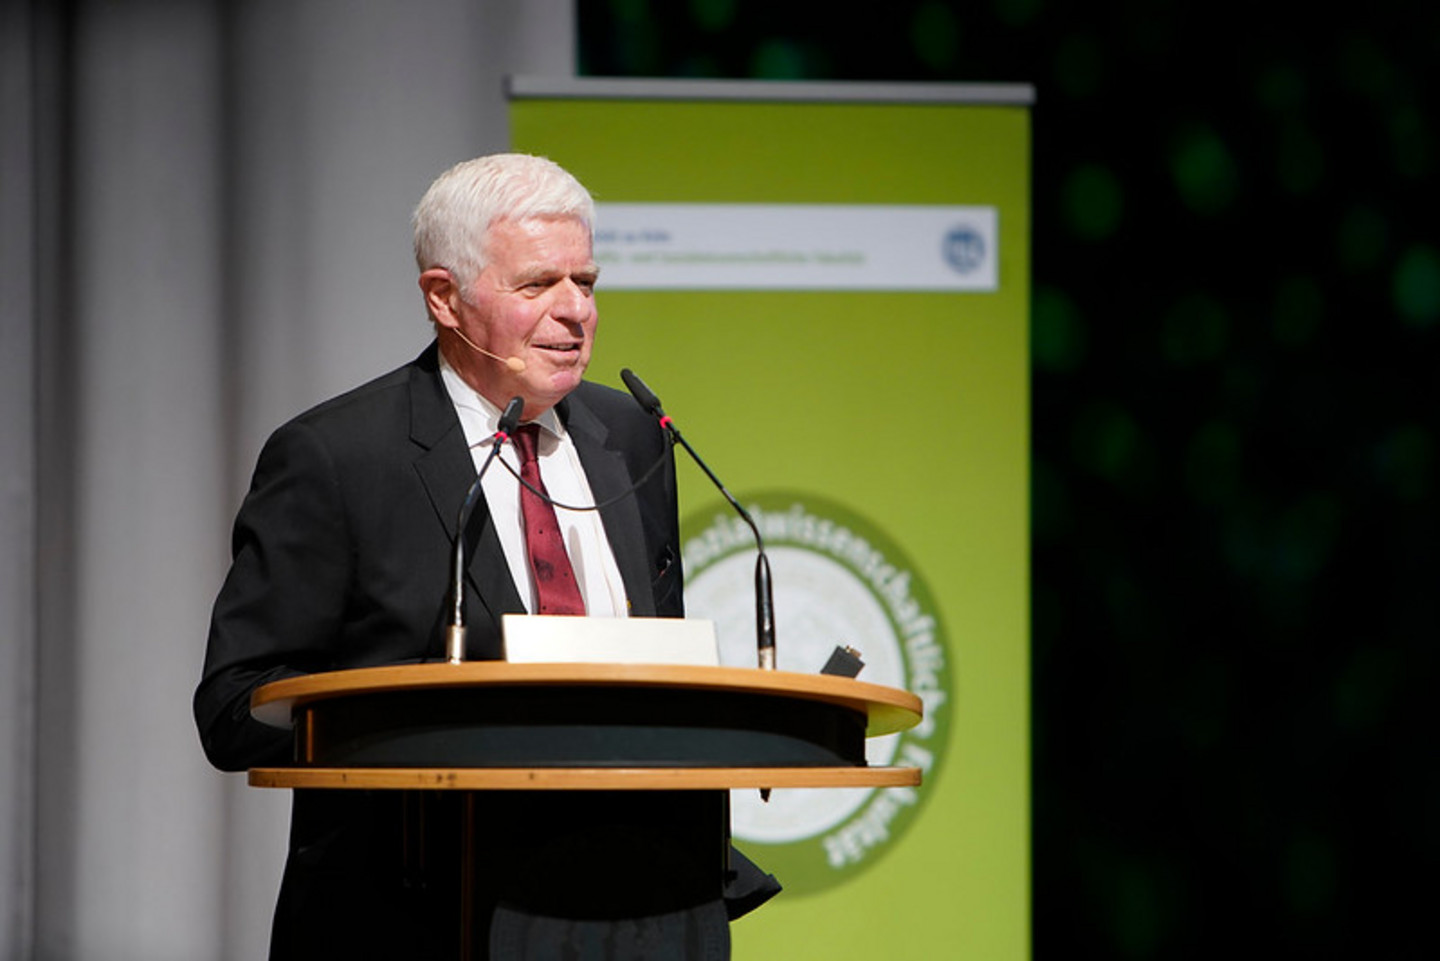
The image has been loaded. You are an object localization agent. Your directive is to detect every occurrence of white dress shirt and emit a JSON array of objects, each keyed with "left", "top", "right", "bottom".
[{"left": 439, "top": 355, "right": 629, "bottom": 618}]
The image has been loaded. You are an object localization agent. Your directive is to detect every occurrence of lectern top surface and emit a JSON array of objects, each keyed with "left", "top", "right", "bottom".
[{"left": 250, "top": 661, "right": 923, "bottom": 738}]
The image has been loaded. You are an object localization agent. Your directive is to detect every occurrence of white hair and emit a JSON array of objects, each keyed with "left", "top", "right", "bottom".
[{"left": 412, "top": 153, "right": 596, "bottom": 294}]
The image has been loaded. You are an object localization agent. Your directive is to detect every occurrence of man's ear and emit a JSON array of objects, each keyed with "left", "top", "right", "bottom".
[{"left": 418, "top": 268, "right": 461, "bottom": 330}]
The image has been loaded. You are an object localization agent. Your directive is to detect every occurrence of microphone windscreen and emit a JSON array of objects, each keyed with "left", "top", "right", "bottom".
[
  {"left": 620, "top": 368, "right": 663, "bottom": 416},
  {"left": 499, "top": 396, "right": 525, "bottom": 434}
]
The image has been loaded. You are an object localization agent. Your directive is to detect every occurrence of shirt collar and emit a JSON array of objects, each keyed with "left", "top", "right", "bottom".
[{"left": 438, "top": 348, "right": 563, "bottom": 445}]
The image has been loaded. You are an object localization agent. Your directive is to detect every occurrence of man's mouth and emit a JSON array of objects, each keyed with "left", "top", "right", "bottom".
[{"left": 533, "top": 342, "right": 581, "bottom": 354}]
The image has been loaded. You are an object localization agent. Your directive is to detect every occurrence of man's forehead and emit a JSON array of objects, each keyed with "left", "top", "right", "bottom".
[
  {"left": 485, "top": 214, "right": 590, "bottom": 240},
  {"left": 483, "top": 216, "right": 593, "bottom": 260}
]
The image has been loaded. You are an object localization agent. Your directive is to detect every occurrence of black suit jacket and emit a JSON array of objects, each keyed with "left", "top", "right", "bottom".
[{"left": 195, "top": 342, "right": 682, "bottom": 772}]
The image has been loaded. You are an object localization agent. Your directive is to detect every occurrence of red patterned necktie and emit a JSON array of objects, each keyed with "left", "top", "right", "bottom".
[{"left": 512, "top": 424, "right": 586, "bottom": 616}]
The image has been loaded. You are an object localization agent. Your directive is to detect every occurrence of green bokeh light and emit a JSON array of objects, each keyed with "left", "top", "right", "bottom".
[
  {"left": 1184, "top": 420, "right": 1242, "bottom": 506},
  {"left": 1063, "top": 163, "right": 1123, "bottom": 240},
  {"left": 1256, "top": 63, "right": 1306, "bottom": 113},
  {"left": 1334, "top": 204, "right": 1389, "bottom": 273},
  {"left": 1392, "top": 244, "right": 1440, "bottom": 327},
  {"left": 749, "top": 38, "right": 817, "bottom": 79},
  {"left": 1052, "top": 32, "right": 1103, "bottom": 100},
  {"left": 1284, "top": 829, "right": 1338, "bottom": 916},
  {"left": 1170, "top": 125, "right": 1239, "bottom": 216},
  {"left": 1373, "top": 424, "right": 1435, "bottom": 501},
  {"left": 687, "top": 0, "right": 737, "bottom": 32},
  {"left": 910, "top": 2, "right": 960, "bottom": 71},
  {"left": 1032, "top": 286, "right": 1087, "bottom": 371},
  {"left": 1271, "top": 276, "right": 1324, "bottom": 347},
  {"left": 1161, "top": 293, "right": 1229, "bottom": 366},
  {"left": 1071, "top": 401, "right": 1143, "bottom": 484},
  {"left": 1275, "top": 121, "right": 1325, "bottom": 195}
]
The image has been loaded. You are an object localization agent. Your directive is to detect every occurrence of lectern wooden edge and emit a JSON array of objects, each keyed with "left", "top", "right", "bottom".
[{"left": 249, "top": 661, "right": 925, "bottom": 790}]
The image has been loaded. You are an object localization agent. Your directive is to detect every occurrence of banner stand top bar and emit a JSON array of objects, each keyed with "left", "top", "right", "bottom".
[{"left": 507, "top": 75, "right": 1035, "bottom": 106}]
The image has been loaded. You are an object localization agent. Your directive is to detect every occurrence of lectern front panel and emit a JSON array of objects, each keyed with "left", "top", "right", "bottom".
[{"left": 295, "top": 685, "right": 867, "bottom": 769}]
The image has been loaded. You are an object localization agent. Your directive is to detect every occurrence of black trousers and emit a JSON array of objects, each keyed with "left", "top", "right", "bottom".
[{"left": 268, "top": 790, "right": 778, "bottom": 960}]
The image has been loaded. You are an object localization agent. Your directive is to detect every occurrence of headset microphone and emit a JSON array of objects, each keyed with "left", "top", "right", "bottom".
[{"left": 452, "top": 328, "right": 527, "bottom": 372}]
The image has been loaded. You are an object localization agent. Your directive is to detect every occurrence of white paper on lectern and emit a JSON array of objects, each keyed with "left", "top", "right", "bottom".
[{"left": 501, "top": 614, "right": 720, "bottom": 666}]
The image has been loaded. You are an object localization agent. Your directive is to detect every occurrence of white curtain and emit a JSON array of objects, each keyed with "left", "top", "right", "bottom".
[{"left": 2, "top": 2, "right": 573, "bottom": 957}]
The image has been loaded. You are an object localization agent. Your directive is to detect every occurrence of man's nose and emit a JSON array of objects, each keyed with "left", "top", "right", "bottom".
[{"left": 551, "top": 279, "right": 593, "bottom": 321}]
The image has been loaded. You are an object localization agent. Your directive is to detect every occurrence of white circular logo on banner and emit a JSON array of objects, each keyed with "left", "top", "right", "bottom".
[{"left": 682, "top": 493, "right": 951, "bottom": 895}]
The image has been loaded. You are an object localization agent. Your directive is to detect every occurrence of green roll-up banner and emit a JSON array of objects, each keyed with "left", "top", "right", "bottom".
[{"left": 510, "top": 78, "right": 1032, "bottom": 959}]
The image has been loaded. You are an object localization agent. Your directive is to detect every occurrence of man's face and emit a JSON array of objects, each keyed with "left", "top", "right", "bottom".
[{"left": 452, "top": 216, "right": 598, "bottom": 418}]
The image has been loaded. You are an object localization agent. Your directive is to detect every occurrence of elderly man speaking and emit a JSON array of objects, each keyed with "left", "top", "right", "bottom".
[{"left": 195, "top": 154, "right": 776, "bottom": 959}]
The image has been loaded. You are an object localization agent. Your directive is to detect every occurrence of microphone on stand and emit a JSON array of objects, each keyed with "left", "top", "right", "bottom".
[
  {"left": 620, "top": 369, "right": 776, "bottom": 672},
  {"left": 446, "top": 396, "right": 525, "bottom": 664}
]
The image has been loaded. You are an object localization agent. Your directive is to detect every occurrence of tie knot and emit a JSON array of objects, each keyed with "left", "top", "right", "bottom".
[{"left": 513, "top": 423, "right": 541, "bottom": 463}]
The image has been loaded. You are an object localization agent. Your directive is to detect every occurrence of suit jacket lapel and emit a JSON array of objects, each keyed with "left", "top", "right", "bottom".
[
  {"left": 561, "top": 392, "right": 656, "bottom": 617},
  {"left": 407, "top": 344, "right": 525, "bottom": 628}
]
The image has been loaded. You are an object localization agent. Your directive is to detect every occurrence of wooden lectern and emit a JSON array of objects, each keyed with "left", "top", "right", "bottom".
[{"left": 250, "top": 662, "right": 923, "bottom": 959}]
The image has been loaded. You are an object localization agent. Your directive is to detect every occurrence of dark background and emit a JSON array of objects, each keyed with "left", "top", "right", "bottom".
[{"left": 578, "top": 1, "right": 1438, "bottom": 956}]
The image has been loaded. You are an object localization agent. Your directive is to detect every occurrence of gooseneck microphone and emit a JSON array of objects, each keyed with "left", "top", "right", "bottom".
[
  {"left": 446, "top": 396, "right": 525, "bottom": 663},
  {"left": 621, "top": 369, "right": 777, "bottom": 671}
]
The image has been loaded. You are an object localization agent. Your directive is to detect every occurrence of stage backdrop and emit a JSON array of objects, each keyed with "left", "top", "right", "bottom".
[{"left": 510, "top": 77, "right": 1032, "bottom": 959}]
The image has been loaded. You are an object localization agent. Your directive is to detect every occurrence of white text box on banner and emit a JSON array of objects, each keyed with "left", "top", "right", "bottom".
[{"left": 594, "top": 203, "right": 998, "bottom": 291}]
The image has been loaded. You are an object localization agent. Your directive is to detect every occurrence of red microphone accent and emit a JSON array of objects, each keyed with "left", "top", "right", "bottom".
[{"left": 659, "top": 415, "right": 673, "bottom": 430}]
